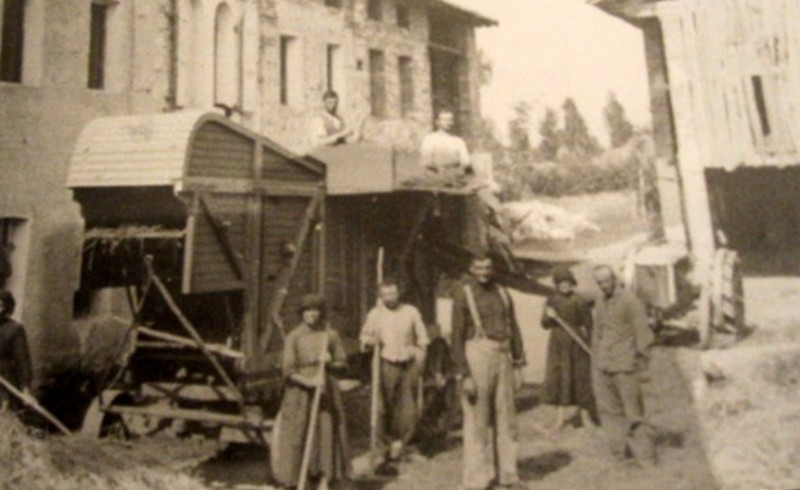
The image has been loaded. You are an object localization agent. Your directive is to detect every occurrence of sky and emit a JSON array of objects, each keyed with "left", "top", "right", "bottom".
[{"left": 450, "top": 0, "right": 651, "bottom": 146}]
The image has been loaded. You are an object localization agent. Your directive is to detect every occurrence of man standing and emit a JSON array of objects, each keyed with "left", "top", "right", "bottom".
[
  {"left": 591, "top": 265, "right": 657, "bottom": 466},
  {"left": 360, "top": 279, "right": 429, "bottom": 460},
  {"left": 0, "top": 290, "right": 33, "bottom": 414},
  {"left": 451, "top": 254, "right": 525, "bottom": 490},
  {"left": 420, "top": 108, "right": 471, "bottom": 177}
]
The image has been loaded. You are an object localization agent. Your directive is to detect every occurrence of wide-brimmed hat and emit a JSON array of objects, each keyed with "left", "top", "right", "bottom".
[
  {"left": 298, "top": 294, "right": 327, "bottom": 315},
  {"left": 553, "top": 266, "right": 577, "bottom": 286}
]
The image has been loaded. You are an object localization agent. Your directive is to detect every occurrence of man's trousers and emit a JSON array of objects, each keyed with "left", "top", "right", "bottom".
[
  {"left": 592, "top": 368, "right": 656, "bottom": 463},
  {"left": 380, "top": 358, "right": 420, "bottom": 444},
  {"left": 461, "top": 338, "right": 519, "bottom": 489}
]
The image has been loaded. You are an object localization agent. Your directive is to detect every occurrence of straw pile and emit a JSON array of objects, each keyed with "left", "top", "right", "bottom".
[
  {"left": 503, "top": 200, "right": 600, "bottom": 244},
  {"left": 694, "top": 346, "right": 800, "bottom": 490},
  {"left": 0, "top": 410, "right": 214, "bottom": 490}
]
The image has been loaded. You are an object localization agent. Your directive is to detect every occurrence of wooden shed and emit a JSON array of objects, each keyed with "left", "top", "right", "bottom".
[
  {"left": 593, "top": 0, "right": 800, "bottom": 275},
  {"left": 68, "top": 111, "right": 325, "bottom": 403}
]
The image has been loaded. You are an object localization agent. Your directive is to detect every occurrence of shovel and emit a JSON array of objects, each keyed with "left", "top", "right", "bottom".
[{"left": 0, "top": 374, "right": 70, "bottom": 435}]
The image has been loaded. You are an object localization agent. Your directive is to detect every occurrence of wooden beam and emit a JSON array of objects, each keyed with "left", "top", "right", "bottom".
[
  {"left": 145, "top": 258, "right": 244, "bottom": 405},
  {"left": 104, "top": 404, "right": 273, "bottom": 429},
  {"left": 259, "top": 192, "right": 323, "bottom": 352},
  {"left": 429, "top": 41, "right": 465, "bottom": 57},
  {"left": 255, "top": 182, "right": 322, "bottom": 197},
  {"left": 179, "top": 176, "right": 321, "bottom": 197},
  {"left": 181, "top": 195, "right": 200, "bottom": 295},
  {"left": 137, "top": 326, "right": 245, "bottom": 359},
  {"left": 141, "top": 382, "right": 240, "bottom": 403},
  {"left": 243, "top": 142, "right": 265, "bottom": 363},
  {"left": 180, "top": 177, "right": 253, "bottom": 194},
  {"left": 399, "top": 199, "right": 433, "bottom": 267},
  {"left": 317, "top": 201, "right": 327, "bottom": 296},
  {"left": 199, "top": 194, "right": 245, "bottom": 279}
]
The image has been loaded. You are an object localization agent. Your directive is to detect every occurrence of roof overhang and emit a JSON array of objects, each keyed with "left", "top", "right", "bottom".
[
  {"left": 587, "top": 0, "right": 662, "bottom": 23},
  {"left": 68, "top": 111, "right": 323, "bottom": 189},
  {"left": 428, "top": 0, "right": 497, "bottom": 27}
]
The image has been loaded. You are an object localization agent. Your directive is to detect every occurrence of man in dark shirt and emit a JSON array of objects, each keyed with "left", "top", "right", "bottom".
[
  {"left": 591, "top": 265, "right": 656, "bottom": 466},
  {"left": 451, "top": 254, "right": 525, "bottom": 489},
  {"left": 0, "top": 289, "right": 33, "bottom": 413}
]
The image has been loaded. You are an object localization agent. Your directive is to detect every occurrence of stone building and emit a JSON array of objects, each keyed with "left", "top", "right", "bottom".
[{"left": 0, "top": 0, "right": 493, "bottom": 378}]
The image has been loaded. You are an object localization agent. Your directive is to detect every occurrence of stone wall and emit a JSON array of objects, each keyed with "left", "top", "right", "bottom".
[
  {"left": 0, "top": 0, "right": 488, "bottom": 378},
  {"left": 0, "top": 0, "right": 173, "bottom": 377}
]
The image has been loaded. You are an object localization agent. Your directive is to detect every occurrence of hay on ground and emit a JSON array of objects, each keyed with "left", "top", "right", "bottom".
[{"left": 0, "top": 410, "right": 215, "bottom": 490}]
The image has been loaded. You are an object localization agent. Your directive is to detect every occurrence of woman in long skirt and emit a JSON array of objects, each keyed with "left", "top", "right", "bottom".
[
  {"left": 271, "top": 294, "right": 351, "bottom": 489},
  {"left": 541, "top": 267, "right": 597, "bottom": 430}
]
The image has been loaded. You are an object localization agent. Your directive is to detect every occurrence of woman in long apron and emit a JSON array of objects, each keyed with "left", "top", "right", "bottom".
[
  {"left": 271, "top": 294, "right": 351, "bottom": 490},
  {"left": 541, "top": 267, "right": 597, "bottom": 430}
]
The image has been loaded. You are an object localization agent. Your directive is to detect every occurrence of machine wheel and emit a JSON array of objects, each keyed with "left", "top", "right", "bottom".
[
  {"left": 698, "top": 248, "right": 745, "bottom": 349},
  {"left": 81, "top": 390, "right": 133, "bottom": 439}
]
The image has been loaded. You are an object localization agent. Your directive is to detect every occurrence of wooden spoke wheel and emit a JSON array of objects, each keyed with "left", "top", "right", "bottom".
[
  {"left": 699, "top": 248, "right": 745, "bottom": 348},
  {"left": 81, "top": 391, "right": 133, "bottom": 439}
]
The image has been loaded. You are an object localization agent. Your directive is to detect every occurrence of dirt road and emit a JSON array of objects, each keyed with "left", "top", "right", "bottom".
[
  {"left": 361, "top": 348, "right": 715, "bottom": 490},
  {"left": 195, "top": 346, "right": 716, "bottom": 490}
]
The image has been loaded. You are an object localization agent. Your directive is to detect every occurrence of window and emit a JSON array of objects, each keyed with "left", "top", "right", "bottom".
[
  {"left": 214, "top": 3, "right": 240, "bottom": 107},
  {"left": 326, "top": 44, "right": 341, "bottom": 92},
  {"left": 279, "top": 35, "right": 301, "bottom": 107},
  {"left": 398, "top": 56, "right": 414, "bottom": 116},
  {"left": 325, "top": 0, "right": 342, "bottom": 8},
  {"left": 87, "top": 2, "right": 108, "bottom": 89},
  {"left": 280, "top": 36, "right": 290, "bottom": 105},
  {"left": 0, "top": 0, "right": 26, "bottom": 83},
  {"left": 751, "top": 75, "right": 771, "bottom": 137},
  {"left": 396, "top": 1, "right": 410, "bottom": 29},
  {"left": 367, "top": 0, "right": 382, "bottom": 21},
  {"left": 369, "top": 49, "right": 385, "bottom": 117}
]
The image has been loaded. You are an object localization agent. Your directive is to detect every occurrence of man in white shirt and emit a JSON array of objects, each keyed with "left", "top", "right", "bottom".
[
  {"left": 308, "top": 90, "right": 355, "bottom": 149},
  {"left": 360, "top": 279, "right": 430, "bottom": 460},
  {"left": 420, "top": 108, "right": 471, "bottom": 176}
]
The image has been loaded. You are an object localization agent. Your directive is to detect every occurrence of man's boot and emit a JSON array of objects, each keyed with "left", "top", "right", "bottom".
[{"left": 629, "top": 423, "right": 657, "bottom": 467}]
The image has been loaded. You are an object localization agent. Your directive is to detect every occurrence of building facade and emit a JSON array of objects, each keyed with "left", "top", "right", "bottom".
[
  {"left": 592, "top": 0, "right": 800, "bottom": 277},
  {"left": 0, "top": 0, "right": 493, "bottom": 377}
]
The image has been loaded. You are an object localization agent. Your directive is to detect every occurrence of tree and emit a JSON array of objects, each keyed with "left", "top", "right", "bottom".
[
  {"left": 507, "top": 100, "right": 533, "bottom": 165},
  {"left": 474, "top": 116, "right": 506, "bottom": 165},
  {"left": 536, "top": 107, "right": 560, "bottom": 161},
  {"left": 604, "top": 92, "right": 635, "bottom": 148},
  {"left": 560, "top": 97, "right": 602, "bottom": 161},
  {"left": 478, "top": 49, "right": 493, "bottom": 87}
]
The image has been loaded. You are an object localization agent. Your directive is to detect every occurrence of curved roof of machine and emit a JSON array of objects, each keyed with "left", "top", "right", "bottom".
[{"left": 68, "top": 110, "right": 314, "bottom": 188}]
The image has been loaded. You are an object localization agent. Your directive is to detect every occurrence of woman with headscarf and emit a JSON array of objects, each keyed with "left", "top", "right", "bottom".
[
  {"left": 541, "top": 267, "right": 597, "bottom": 431},
  {"left": 271, "top": 294, "right": 351, "bottom": 490}
]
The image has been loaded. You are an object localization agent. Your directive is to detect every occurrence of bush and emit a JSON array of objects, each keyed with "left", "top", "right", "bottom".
[
  {"left": 494, "top": 134, "right": 651, "bottom": 200},
  {"left": 497, "top": 155, "right": 638, "bottom": 200}
]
